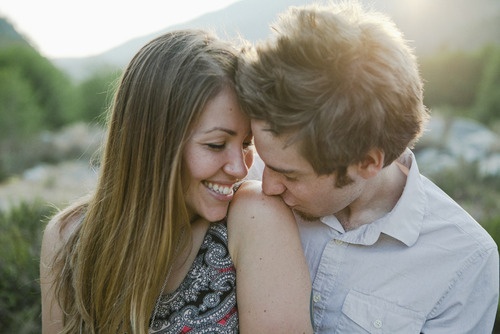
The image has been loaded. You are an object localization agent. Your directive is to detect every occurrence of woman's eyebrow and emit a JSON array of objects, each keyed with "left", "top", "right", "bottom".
[{"left": 203, "top": 127, "right": 236, "bottom": 136}]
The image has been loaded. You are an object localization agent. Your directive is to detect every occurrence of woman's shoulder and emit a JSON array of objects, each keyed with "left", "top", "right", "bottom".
[
  {"left": 42, "top": 202, "right": 86, "bottom": 253},
  {"left": 230, "top": 180, "right": 289, "bottom": 214},
  {"left": 227, "top": 180, "right": 297, "bottom": 248},
  {"left": 40, "top": 202, "right": 87, "bottom": 334}
]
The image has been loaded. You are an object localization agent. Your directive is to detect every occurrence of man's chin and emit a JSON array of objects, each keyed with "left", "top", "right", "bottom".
[{"left": 293, "top": 209, "right": 319, "bottom": 222}]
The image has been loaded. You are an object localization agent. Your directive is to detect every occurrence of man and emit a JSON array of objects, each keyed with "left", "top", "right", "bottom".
[{"left": 236, "top": 2, "right": 499, "bottom": 333}]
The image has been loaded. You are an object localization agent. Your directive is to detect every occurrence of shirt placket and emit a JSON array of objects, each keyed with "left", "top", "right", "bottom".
[{"left": 311, "top": 237, "right": 348, "bottom": 331}]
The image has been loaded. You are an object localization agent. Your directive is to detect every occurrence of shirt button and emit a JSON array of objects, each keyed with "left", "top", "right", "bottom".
[
  {"left": 334, "top": 239, "right": 344, "bottom": 245},
  {"left": 313, "top": 293, "right": 321, "bottom": 303},
  {"left": 373, "top": 319, "right": 383, "bottom": 328}
]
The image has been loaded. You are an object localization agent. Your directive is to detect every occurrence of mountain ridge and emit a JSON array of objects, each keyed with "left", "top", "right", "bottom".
[{"left": 4, "top": 0, "right": 498, "bottom": 81}]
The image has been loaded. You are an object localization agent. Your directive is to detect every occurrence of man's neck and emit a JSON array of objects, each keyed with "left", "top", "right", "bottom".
[{"left": 336, "top": 162, "right": 407, "bottom": 231}]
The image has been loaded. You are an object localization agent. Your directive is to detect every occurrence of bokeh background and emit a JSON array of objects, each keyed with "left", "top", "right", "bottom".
[{"left": 1, "top": 0, "right": 499, "bottom": 332}]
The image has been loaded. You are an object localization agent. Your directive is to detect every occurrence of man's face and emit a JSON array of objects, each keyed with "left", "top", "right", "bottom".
[{"left": 251, "top": 120, "right": 363, "bottom": 221}]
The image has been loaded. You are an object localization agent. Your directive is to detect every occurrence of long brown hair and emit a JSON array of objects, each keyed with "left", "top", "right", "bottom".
[{"left": 52, "top": 30, "right": 238, "bottom": 333}]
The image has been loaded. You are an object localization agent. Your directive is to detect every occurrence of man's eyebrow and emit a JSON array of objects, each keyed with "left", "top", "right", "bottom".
[
  {"left": 203, "top": 127, "right": 236, "bottom": 136},
  {"left": 266, "top": 163, "right": 297, "bottom": 175}
]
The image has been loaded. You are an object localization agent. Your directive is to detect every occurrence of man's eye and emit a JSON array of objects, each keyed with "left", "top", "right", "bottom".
[{"left": 243, "top": 141, "right": 254, "bottom": 149}]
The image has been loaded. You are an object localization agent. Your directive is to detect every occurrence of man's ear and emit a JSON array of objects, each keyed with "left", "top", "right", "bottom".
[{"left": 356, "top": 148, "right": 385, "bottom": 179}]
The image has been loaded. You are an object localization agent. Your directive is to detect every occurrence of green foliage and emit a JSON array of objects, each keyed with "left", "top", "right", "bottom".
[
  {"left": 0, "top": 201, "right": 56, "bottom": 334},
  {"left": 420, "top": 44, "right": 500, "bottom": 131},
  {"left": 0, "top": 45, "right": 81, "bottom": 130},
  {"left": 77, "top": 67, "right": 121, "bottom": 124},
  {"left": 0, "top": 17, "right": 31, "bottom": 48},
  {"left": 0, "top": 66, "right": 44, "bottom": 140},
  {"left": 0, "top": 45, "right": 120, "bottom": 181},
  {"left": 474, "top": 46, "right": 500, "bottom": 125},
  {"left": 420, "top": 48, "right": 484, "bottom": 111}
]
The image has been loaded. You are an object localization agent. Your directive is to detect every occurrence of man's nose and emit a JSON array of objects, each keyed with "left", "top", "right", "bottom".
[{"left": 262, "top": 167, "right": 286, "bottom": 196}]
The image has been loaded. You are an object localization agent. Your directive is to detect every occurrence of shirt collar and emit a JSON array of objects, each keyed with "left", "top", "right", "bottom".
[{"left": 383, "top": 149, "right": 426, "bottom": 246}]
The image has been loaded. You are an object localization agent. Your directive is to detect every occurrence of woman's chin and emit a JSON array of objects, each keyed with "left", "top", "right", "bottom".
[{"left": 201, "top": 208, "right": 229, "bottom": 223}]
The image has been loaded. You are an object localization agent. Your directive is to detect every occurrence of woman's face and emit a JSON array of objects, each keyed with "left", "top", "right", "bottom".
[{"left": 183, "top": 87, "right": 254, "bottom": 222}]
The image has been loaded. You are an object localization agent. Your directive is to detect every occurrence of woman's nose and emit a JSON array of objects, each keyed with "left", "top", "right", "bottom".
[{"left": 223, "top": 149, "right": 250, "bottom": 180}]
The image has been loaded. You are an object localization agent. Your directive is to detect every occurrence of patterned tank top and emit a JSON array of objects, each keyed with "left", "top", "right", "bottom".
[{"left": 149, "top": 221, "right": 238, "bottom": 333}]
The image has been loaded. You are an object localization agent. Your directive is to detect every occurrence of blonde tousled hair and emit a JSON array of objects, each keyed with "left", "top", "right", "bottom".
[{"left": 236, "top": 1, "right": 429, "bottom": 186}]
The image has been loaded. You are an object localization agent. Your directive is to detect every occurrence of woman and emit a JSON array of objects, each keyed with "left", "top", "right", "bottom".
[{"left": 40, "top": 30, "right": 312, "bottom": 333}]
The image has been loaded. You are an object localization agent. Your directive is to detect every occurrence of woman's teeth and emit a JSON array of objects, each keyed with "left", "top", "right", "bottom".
[{"left": 205, "top": 182, "right": 232, "bottom": 195}]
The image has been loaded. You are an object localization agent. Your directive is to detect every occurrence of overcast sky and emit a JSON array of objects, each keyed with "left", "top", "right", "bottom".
[{"left": 0, "top": 0, "right": 240, "bottom": 59}]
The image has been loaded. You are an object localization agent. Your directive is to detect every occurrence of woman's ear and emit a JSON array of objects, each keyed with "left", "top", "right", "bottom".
[{"left": 357, "top": 148, "right": 385, "bottom": 179}]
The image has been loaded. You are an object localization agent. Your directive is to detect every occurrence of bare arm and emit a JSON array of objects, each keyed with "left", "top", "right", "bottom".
[
  {"left": 227, "top": 180, "right": 313, "bottom": 333},
  {"left": 40, "top": 216, "right": 64, "bottom": 333},
  {"left": 40, "top": 212, "right": 80, "bottom": 334}
]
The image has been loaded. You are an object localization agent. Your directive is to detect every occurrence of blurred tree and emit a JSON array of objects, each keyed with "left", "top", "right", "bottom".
[
  {"left": 0, "top": 66, "right": 43, "bottom": 140},
  {"left": 0, "top": 45, "right": 81, "bottom": 129},
  {"left": 0, "top": 17, "right": 31, "bottom": 48},
  {"left": 474, "top": 46, "right": 500, "bottom": 125},
  {"left": 0, "top": 65, "right": 44, "bottom": 180},
  {"left": 420, "top": 48, "right": 483, "bottom": 112},
  {"left": 77, "top": 67, "right": 121, "bottom": 124}
]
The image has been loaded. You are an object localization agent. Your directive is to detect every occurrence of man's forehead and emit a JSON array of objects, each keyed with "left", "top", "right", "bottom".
[
  {"left": 251, "top": 122, "right": 312, "bottom": 175},
  {"left": 251, "top": 119, "right": 273, "bottom": 133},
  {"left": 252, "top": 122, "right": 289, "bottom": 149},
  {"left": 251, "top": 120, "right": 290, "bottom": 143}
]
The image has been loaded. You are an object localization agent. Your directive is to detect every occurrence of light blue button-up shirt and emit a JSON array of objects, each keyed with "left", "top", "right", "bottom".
[{"left": 298, "top": 150, "right": 499, "bottom": 333}]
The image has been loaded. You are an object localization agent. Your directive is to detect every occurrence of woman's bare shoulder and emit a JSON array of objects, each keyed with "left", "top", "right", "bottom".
[
  {"left": 42, "top": 203, "right": 86, "bottom": 256},
  {"left": 40, "top": 203, "right": 85, "bottom": 334},
  {"left": 230, "top": 180, "right": 290, "bottom": 216},
  {"left": 227, "top": 180, "right": 298, "bottom": 250}
]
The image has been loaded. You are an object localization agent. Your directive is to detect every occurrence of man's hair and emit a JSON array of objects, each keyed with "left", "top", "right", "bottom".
[{"left": 236, "top": 1, "right": 429, "bottom": 183}]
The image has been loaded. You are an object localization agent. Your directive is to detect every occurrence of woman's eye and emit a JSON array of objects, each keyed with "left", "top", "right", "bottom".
[{"left": 207, "top": 143, "right": 225, "bottom": 150}]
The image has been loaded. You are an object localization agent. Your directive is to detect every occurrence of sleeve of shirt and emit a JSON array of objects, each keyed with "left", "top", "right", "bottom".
[{"left": 422, "top": 244, "right": 499, "bottom": 333}]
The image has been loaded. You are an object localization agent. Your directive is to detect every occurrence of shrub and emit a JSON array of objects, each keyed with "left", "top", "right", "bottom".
[{"left": 0, "top": 200, "right": 56, "bottom": 333}]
